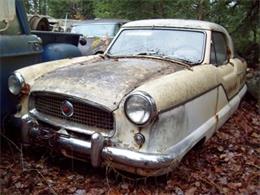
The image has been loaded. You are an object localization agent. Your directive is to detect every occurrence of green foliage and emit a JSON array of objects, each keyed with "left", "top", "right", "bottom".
[
  {"left": 23, "top": 0, "right": 48, "bottom": 15},
  {"left": 48, "top": 0, "right": 94, "bottom": 19},
  {"left": 94, "top": 0, "right": 172, "bottom": 20},
  {"left": 94, "top": 0, "right": 259, "bottom": 66},
  {"left": 24, "top": 0, "right": 94, "bottom": 19},
  {"left": 23, "top": 0, "right": 259, "bottom": 65}
]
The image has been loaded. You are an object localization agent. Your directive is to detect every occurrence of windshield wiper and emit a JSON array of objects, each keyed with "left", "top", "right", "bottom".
[
  {"left": 105, "top": 52, "right": 193, "bottom": 71},
  {"left": 135, "top": 51, "right": 159, "bottom": 56},
  {"left": 134, "top": 53, "right": 193, "bottom": 71},
  {"left": 162, "top": 56, "right": 196, "bottom": 66},
  {"left": 137, "top": 52, "right": 195, "bottom": 69},
  {"left": 136, "top": 52, "right": 195, "bottom": 66},
  {"left": 158, "top": 56, "right": 193, "bottom": 70}
]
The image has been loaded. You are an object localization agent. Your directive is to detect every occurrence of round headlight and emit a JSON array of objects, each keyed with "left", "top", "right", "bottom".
[
  {"left": 8, "top": 73, "right": 25, "bottom": 95},
  {"left": 125, "top": 92, "right": 156, "bottom": 125}
]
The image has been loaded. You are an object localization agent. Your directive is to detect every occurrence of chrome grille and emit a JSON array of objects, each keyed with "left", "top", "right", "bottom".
[{"left": 31, "top": 93, "right": 114, "bottom": 130}]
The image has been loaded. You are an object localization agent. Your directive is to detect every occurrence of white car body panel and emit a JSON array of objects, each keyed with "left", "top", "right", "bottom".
[{"left": 10, "top": 19, "right": 247, "bottom": 176}]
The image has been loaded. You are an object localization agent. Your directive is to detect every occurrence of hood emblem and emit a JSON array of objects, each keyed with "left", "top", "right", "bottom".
[{"left": 61, "top": 100, "right": 74, "bottom": 117}]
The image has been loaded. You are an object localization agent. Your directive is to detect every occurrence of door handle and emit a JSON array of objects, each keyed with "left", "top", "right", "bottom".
[{"left": 28, "top": 41, "right": 42, "bottom": 51}]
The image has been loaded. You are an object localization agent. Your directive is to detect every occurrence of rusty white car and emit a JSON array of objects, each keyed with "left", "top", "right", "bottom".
[{"left": 8, "top": 19, "right": 247, "bottom": 176}]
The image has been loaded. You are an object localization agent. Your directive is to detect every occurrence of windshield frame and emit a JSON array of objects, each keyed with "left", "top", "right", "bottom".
[{"left": 105, "top": 27, "right": 207, "bottom": 65}]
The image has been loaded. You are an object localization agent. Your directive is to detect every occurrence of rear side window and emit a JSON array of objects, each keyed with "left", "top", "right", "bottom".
[{"left": 210, "top": 32, "right": 227, "bottom": 65}]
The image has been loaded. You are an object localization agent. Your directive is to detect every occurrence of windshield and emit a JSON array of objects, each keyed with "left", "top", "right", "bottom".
[
  {"left": 71, "top": 23, "right": 118, "bottom": 38},
  {"left": 108, "top": 29, "right": 205, "bottom": 64}
]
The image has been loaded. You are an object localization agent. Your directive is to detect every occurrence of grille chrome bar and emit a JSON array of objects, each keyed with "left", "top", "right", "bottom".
[
  {"left": 30, "top": 92, "right": 114, "bottom": 133},
  {"left": 30, "top": 109, "right": 113, "bottom": 137}
]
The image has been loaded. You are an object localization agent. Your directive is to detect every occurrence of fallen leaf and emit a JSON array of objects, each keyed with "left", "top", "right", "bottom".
[{"left": 185, "top": 187, "right": 197, "bottom": 195}]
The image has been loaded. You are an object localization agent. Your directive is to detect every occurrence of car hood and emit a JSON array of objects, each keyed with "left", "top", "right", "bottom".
[{"left": 32, "top": 57, "right": 183, "bottom": 110}]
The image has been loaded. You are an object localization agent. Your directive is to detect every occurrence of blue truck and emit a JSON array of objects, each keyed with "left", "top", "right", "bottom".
[{"left": 0, "top": 0, "right": 82, "bottom": 129}]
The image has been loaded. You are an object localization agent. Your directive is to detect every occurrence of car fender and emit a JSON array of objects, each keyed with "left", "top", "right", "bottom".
[
  {"left": 14, "top": 55, "right": 102, "bottom": 117},
  {"left": 135, "top": 65, "right": 219, "bottom": 112}
]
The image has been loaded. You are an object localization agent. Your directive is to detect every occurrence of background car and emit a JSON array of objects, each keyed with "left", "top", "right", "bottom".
[{"left": 70, "top": 19, "right": 129, "bottom": 55}]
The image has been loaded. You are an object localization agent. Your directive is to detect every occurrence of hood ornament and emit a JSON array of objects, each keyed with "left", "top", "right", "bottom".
[{"left": 61, "top": 100, "right": 74, "bottom": 117}]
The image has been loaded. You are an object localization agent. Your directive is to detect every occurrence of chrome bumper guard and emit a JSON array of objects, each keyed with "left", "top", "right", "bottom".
[{"left": 21, "top": 115, "right": 176, "bottom": 172}]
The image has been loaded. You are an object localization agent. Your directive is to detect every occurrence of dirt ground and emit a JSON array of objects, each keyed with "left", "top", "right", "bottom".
[{"left": 0, "top": 94, "right": 259, "bottom": 195}]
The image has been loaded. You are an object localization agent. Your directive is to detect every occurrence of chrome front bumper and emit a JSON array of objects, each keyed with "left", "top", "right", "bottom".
[{"left": 19, "top": 114, "right": 178, "bottom": 176}]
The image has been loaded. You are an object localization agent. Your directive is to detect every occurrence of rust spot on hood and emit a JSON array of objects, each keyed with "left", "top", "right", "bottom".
[{"left": 32, "top": 57, "right": 184, "bottom": 110}]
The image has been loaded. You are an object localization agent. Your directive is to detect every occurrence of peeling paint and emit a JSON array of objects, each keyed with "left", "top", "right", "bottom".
[
  {"left": 31, "top": 57, "right": 183, "bottom": 110},
  {"left": 13, "top": 20, "right": 248, "bottom": 176}
]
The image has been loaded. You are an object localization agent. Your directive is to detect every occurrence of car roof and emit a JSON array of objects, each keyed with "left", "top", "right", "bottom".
[
  {"left": 123, "top": 19, "right": 228, "bottom": 34},
  {"left": 73, "top": 19, "right": 129, "bottom": 26}
]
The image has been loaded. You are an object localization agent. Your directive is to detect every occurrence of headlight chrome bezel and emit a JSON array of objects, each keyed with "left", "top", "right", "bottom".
[
  {"left": 8, "top": 72, "right": 25, "bottom": 95},
  {"left": 124, "top": 91, "right": 157, "bottom": 126}
]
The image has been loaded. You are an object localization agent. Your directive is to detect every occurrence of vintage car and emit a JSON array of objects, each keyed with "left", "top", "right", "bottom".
[
  {"left": 8, "top": 19, "right": 247, "bottom": 176},
  {"left": 70, "top": 19, "right": 128, "bottom": 55}
]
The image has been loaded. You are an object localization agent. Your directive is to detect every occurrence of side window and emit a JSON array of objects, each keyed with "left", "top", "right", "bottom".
[
  {"left": 210, "top": 40, "right": 217, "bottom": 65},
  {"left": 210, "top": 32, "right": 227, "bottom": 65}
]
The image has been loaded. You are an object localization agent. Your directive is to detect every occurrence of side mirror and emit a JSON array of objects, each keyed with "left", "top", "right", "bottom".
[{"left": 79, "top": 37, "right": 87, "bottom": 46}]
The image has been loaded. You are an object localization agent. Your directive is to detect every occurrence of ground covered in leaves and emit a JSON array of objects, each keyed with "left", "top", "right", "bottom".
[{"left": 0, "top": 95, "right": 259, "bottom": 194}]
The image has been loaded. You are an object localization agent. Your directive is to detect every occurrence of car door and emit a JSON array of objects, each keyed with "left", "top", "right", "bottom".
[
  {"left": 210, "top": 31, "right": 247, "bottom": 129},
  {"left": 210, "top": 31, "right": 238, "bottom": 99}
]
